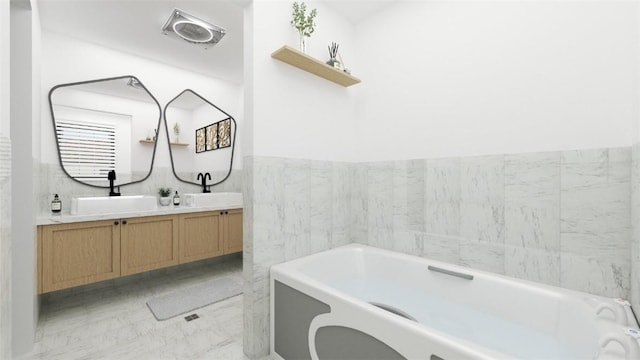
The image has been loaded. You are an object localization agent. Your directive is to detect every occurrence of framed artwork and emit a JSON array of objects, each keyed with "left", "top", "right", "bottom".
[
  {"left": 195, "top": 126, "right": 206, "bottom": 153},
  {"left": 218, "top": 118, "right": 231, "bottom": 148},
  {"left": 196, "top": 118, "right": 232, "bottom": 153},
  {"left": 206, "top": 123, "right": 218, "bottom": 151}
]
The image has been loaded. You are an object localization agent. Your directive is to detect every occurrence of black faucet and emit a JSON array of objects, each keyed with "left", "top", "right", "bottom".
[
  {"left": 197, "top": 172, "right": 211, "bottom": 193},
  {"left": 108, "top": 170, "right": 120, "bottom": 196}
]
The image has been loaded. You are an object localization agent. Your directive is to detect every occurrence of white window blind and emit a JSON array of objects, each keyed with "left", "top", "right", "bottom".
[{"left": 56, "top": 119, "right": 116, "bottom": 180}]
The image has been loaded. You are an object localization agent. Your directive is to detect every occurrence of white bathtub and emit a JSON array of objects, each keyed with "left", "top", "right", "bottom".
[{"left": 270, "top": 244, "right": 640, "bottom": 360}]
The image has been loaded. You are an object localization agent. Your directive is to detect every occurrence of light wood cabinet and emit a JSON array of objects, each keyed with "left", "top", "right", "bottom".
[
  {"left": 179, "top": 211, "right": 224, "bottom": 264},
  {"left": 222, "top": 209, "right": 243, "bottom": 254},
  {"left": 37, "top": 227, "right": 42, "bottom": 294},
  {"left": 179, "top": 209, "right": 243, "bottom": 264},
  {"left": 38, "top": 209, "right": 242, "bottom": 294},
  {"left": 41, "top": 220, "right": 121, "bottom": 293},
  {"left": 121, "top": 215, "right": 179, "bottom": 276}
]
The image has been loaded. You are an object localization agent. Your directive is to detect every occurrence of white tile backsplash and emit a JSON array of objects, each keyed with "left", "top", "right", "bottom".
[
  {"left": 460, "top": 155, "right": 505, "bottom": 203},
  {"left": 426, "top": 157, "right": 461, "bottom": 202},
  {"left": 560, "top": 150, "right": 630, "bottom": 298},
  {"left": 505, "top": 202, "right": 560, "bottom": 251},
  {"left": 242, "top": 156, "right": 353, "bottom": 358},
  {"left": 459, "top": 203, "right": 505, "bottom": 245},
  {"left": 560, "top": 253, "right": 630, "bottom": 298},
  {"left": 504, "top": 151, "right": 560, "bottom": 200},
  {"left": 406, "top": 160, "right": 426, "bottom": 232},
  {"left": 366, "top": 161, "right": 394, "bottom": 231},
  {"left": 504, "top": 245, "right": 561, "bottom": 286},
  {"left": 632, "top": 144, "right": 640, "bottom": 310},
  {"left": 420, "top": 233, "right": 459, "bottom": 264},
  {"left": 459, "top": 239, "right": 505, "bottom": 274},
  {"left": 0, "top": 135, "right": 11, "bottom": 360},
  {"left": 350, "top": 147, "right": 631, "bottom": 299}
]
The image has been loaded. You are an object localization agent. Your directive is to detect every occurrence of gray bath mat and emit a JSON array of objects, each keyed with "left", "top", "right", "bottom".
[{"left": 146, "top": 276, "right": 243, "bottom": 321}]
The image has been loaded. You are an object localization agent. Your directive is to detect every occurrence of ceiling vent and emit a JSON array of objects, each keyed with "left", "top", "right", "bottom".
[{"left": 161, "top": 8, "right": 225, "bottom": 49}]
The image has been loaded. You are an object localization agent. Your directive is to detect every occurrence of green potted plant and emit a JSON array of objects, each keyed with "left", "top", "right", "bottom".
[
  {"left": 173, "top": 122, "right": 180, "bottom": 143},
  {"left": 291, "top": 1, "right": 317, "bottom": 53},
  {"left": 158, "top": 187, "right": 172, "bottom": 206}
]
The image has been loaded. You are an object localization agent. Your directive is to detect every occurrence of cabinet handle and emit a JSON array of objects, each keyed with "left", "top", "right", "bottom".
[
  {"left": 225, "top": 211, "right": 228, "bottom": 215},
  {"left": 122, "top": 220, "right": 127, "bottom": 225},
  {"left": 114, "top": 221, "right": 119, "bottom": 225},
  {"left": 220, "top": 211, "right": 224, "bottom": 215}
]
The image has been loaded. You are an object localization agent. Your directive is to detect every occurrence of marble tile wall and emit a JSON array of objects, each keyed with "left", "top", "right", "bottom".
[
  {"left": 36, "top": 163, "right": 243, "bottom": 216},
  {"left": 503, "top": 152, "right": 561, "bottom": 285},
  {"left": 0, "top": 135, "right": 11, "bottom": 360},
  {"left": 243, "top": 147, "right": 633, "bottom": 359},
  {"left": 38, "top": 147, "right": 635, "bottom": 360},
  {"left": 560, "top": 148, "right": 631, "bottom": 296},
  {"left": 632, "top": 143, "right": 640, "bottom": 311},
  {"left": 242, "top": 156, "right": 352, "bottom": 359},
  {"left": 355, "top": 147, "right": 631, "bottom": 299}
]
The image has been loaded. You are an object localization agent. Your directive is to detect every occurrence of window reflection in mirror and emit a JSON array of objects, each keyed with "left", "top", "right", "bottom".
[
  {"left": 48, "top": 76, "right": 162, "bottom": 188},
  {"left": 164, "top": 89, "right": 236, "bottom": 188}
]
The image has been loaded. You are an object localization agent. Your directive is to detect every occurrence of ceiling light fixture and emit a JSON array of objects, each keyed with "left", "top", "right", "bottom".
[{"left": 161, "top": 8, "right": 225, "bottom": 49}]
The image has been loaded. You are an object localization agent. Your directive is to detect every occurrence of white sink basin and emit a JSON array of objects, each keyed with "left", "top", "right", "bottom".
[
  {"left": 70, "top": 195, "right": 157, "bottom": 216},
  {"left": 183, "top": 192, "right": 243, "bottom": 208}
]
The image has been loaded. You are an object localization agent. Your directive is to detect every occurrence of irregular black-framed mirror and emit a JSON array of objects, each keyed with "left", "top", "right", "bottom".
[
  {"left": 164, "top": 89, "right": 237, "bottom": 189},
  {"left": 48, "top": 75, "right": 162, "bottom": 188}
]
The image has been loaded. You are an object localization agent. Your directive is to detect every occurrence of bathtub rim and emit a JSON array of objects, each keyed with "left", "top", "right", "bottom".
[
  {"left": 269, "top": 244, "right": 639, "bottom": 360},
  {"left": 270, "top": 265, "right": 509, "bottom": 360}
]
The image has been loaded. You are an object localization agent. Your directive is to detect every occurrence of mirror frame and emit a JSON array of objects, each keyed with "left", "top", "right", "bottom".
[
  {"left": 48, "top": 75, "right": 163, "bottom": 189},
  {"left": 163, "top": 89, "right": 237, "bottom": 188}
]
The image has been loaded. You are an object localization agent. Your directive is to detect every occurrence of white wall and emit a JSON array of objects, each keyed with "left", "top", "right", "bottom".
[
  {"left": 0, "top": 1, "right": 9, "bottom": 136},
  {"left": 632, "top": 0, "right": 640, "bottom": 318},
  {"left": 31, "top": 0, "right": 40, "bottom": 160},
  {"left": 165, "top": 105, "right": 195, "bottom": 175},
  {"left": 248, "top": 0, "right": 358, "bottom": 160},
  {"left": 10, "top": 0, "right": 35, "bottom": 356},
  {"left": 0, "top": 0, "right": 11, "bottom": 358},
  {"left": 637, "top": 2, "right": 640, "bottom": 145},
  {"left": 40, "top": 31, "right": 244, "bottom": 172},
  {"left": 355, "top": 1, "right": 638, "bottom": 161}
]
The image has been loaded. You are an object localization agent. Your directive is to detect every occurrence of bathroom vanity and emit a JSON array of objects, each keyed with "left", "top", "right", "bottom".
[
  {"left": 36, "top": 207, "right": 242, "bottom": 294},
  {"left": 41, "top": 75, "right": 242, "bottom": 294}
]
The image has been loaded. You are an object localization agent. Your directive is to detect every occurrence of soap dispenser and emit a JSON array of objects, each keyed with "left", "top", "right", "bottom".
[
  {"left": 173, "top": 191, "right": 180, "bottom": 206},
  {"left": 51, "top": 194, "right": 62, "bottom": 213}
]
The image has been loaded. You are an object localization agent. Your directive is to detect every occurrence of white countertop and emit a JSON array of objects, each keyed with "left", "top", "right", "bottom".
[{"left": 36, "top": 203, "right": 243, "bottom": 226}]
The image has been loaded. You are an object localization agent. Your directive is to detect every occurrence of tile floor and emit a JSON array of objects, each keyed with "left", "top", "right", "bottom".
[{"left": 18, "top": 254, "right": 254, "bottom": 360}]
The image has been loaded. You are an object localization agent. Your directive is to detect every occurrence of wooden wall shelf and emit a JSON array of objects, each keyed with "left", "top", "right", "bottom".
[
  {"left": 271, "top": 45, "right": 361, "bottom": 87},
  {"left": 139, "top": 139, "right": 188, "bottom": 147}
]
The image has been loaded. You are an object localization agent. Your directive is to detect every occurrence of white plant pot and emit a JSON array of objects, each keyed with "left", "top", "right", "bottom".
[{"left": 159, "top": 197, "right": 171, "bottom": 206}]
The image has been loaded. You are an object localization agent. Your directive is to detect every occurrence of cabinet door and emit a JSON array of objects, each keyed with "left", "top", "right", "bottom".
[
  {"left": 223, "top": 209, "right": 243, "bottom": 254},
  {"left": 179, "top": 211, "right": 223, "bottom": 264},
  {"left": 121, "top": 215, "right": 179, "bottom": 276},
  {"left": 37, "top": 226, "right": 42, "bottom": 295},
  {"left": 41, "top": 220, "right": 120, "bottom": 293}
]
